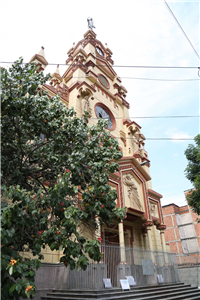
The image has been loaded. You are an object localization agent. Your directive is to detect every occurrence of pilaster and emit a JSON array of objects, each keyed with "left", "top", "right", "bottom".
[{"left": 118, "top": 222, "right": 126, "bottom": 263}]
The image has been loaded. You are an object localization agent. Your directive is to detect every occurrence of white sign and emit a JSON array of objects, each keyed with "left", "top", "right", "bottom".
[
  {"left": 125, "top": 276, "right": 136, "bottom": 286},
  {"left": 157, "top": 274, "right": 164, "bottom": 283},
  {"left": 120, "top": 279, "right": 130, "bottom": 290},
  {"left": 103, "top": 278, "right": 112, "bottom": 288}
]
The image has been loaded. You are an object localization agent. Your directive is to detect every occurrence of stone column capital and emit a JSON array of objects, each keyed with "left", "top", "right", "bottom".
[
  {"left": 156, "top": 224, "right": 166, "bottom": 231},
  {"left": 142, "top": 220, "right": 154, "bottom": 228}
]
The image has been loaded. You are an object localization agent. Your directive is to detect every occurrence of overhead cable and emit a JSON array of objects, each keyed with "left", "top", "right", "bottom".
[
  {"left": 73, "top": 76, "right": 200, "bottom": 81},
  {"left": 110, "top": 137, "right": 194, "bottom": 141},
  {"left": 164, "top": 0, "right": 200, "bottom": 60},
  {"left": 90, "top": 115, "right": 200, "bottom": 120},
  {"left": 114, "top": 77, "right": 200, "bottom": 81},
  {"left": 0, "top": 61, "right": 198, "bottom": 69}
]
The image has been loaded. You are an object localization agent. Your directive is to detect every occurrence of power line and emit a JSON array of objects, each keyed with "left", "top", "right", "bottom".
[
  {"left": 90, "top": 116, "right": 200, "bottom": 120},
  {"left": 110, "top": 137, "right": 194, "bottom": 141},
  {"left": 2, "top": 62, "right": 200, "bottom": 81},
  {"left": 142, "top": 138, "right": 194, "bottom": 141},
  {"left": 0, "top": 61, "right": 198, "bottom": 69},
  {"left": 117, "top": 77, "right": 200, "bottom": 81},
  {"left": 73, "top": 76, "right": 200, "bottom": 82},
  {"left": 164, "top": 0, "right": 200, "bottom": 60}
]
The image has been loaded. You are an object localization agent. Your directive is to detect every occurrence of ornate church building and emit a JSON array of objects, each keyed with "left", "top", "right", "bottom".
[{"left": 30, "top": 28, "right": 170, "bottom": 288}]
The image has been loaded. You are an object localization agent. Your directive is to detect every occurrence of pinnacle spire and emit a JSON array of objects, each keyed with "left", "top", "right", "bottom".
[
  {"left": 29, "top": 46, "right": 48, "bottom": 71},
  {"left": 54, "top": 64, "right": 60, "bottom": 75},
  {"left": 38, "top": 46, "right": 45, "bottom": 58}
]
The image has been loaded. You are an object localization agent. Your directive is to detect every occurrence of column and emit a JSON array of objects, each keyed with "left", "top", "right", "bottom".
[
  {"left": 160, "top": 230, "right": 167, "bottom": 252},
  {"left": 147, "top": 226, "right": 155, "bottom": 263},
  {"left": 147, "top": 226, "right": 153, "bottom": 251},
  {"left": 142, "top": 221, "right": 154, "bottom": 262},
  {"left": 118, "top": 222, "right": 126, "bottom": 263},
  {"left": 157, "top": 224, "right": 168, "bottom": 264},
  {"left": 142, "top": 228, "right": 148, "bottom": 249}
]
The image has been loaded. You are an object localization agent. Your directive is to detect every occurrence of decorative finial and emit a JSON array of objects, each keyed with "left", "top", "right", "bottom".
[
  {"left": 87, "top": 17, "right": 95, "bottom": 31},
  {"left": 38, "top": 47, "right": 45, "bottom": 58},
  {"left": 55, "top": 64, "right": 60, "bottom": 75}
]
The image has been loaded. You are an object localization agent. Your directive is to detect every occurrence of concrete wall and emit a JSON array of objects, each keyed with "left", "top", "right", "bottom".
[
  {"left": 20, "top": 261, "right": 182, "bottom": 300},
  {"left": 24, "top": 263, "right": 107, "bottom": 300},
  {"left": 20, "top": 263, "right": 69, "bottom": 300},
  {"left": 178, "top": 266, "right": 200, "bottom": 287}
]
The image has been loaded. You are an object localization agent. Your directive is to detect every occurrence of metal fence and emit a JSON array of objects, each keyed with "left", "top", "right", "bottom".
[
  {"left": 66, "top": 245, "right": 180, "bottom": 290},
  {"left": 173, "top": 253, "right": 200, "bottom": 288}
]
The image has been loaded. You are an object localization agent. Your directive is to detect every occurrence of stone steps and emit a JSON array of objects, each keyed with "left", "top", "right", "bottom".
[{"left": 41, "top": 283, "right": 200, "bottom": 300}]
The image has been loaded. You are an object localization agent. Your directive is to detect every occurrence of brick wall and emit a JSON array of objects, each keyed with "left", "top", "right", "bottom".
[{"left": 162, "top": 203, "right": 200, "bottom": 258}]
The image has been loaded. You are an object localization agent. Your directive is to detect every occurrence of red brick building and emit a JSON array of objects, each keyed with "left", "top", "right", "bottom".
[{"left": 162, "top": 191, "right": 200, "bottom": 260}]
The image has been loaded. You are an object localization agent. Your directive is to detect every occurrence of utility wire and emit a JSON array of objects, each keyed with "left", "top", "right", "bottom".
[
  {"left": 90, "top": 116, "right": 200, "bottom": 120},
  {"left": 2, "top": 62, "right": 200, "bottom": 81},
  {"left": 164, "top": 0, "right": 200, "bottom": 60},
  {"left": 0, "top": 61, "right": 198, "bottom": 69},
  {"left": 108, "top": 137, "right": 194, "bottom": 141},
  {"left": 73, "top": 76, "right": 200, "bottom": 81},
  {"left": 112, "top": 77, "right": 200, "bottom": 82}
]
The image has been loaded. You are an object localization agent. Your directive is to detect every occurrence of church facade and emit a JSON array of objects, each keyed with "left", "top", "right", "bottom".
[{"left": 30, "top": 29, "right": 168, "bottom": 267}]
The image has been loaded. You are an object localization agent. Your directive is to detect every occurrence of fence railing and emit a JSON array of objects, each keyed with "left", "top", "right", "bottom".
[
  {"left": 66, "top": 245, "right": 180, "bottom": 289},
  {"left": 35, "top": 247, "right": 200, "bottom": 291}
]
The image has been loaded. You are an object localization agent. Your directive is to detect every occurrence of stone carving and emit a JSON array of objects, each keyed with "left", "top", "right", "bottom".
[
  {"left": 150, "top": 203, "right": 157, "bottom": 217},
  {"left": 123, "top": 174, "right": 143, "bottom": 211},
  {"left": 82, "top": 95, "right": 90, "bottom": 113}
]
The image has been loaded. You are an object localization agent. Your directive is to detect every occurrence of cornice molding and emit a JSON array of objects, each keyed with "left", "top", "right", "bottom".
[
  {"left": 123, "top": 119, "right": 142, "bottom": 129},
  {"left": 148, "top": 189, "right": 163, "bottom": 199}
]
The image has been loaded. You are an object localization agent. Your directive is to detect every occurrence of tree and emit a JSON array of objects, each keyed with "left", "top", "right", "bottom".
[
  {"left": 1, "top": 58, "right": 126, "bottom": 300},
  {"left": 184, "top": 134, "right": 200, "bottom": 215}
]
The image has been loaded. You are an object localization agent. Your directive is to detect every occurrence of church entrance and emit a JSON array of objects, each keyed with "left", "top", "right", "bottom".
[{"left": 103, "top": 230, "right": 120, "bottom": 287}]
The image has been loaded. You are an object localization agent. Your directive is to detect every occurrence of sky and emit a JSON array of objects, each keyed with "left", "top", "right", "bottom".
[{"left": 0, "top": 0, "right": 199, "bottom": 207}]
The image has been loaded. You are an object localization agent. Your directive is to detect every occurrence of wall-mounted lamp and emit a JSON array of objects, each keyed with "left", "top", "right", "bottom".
[
  {"left": 132, "top": 160, "right": 149, "bottom": 172},
  {"left": 139, "top": 161, "right": 149, "bottom": 167}
]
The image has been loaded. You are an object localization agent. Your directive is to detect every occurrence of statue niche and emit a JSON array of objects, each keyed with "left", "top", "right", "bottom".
[
  {"left": 123, "top": 174, "right": 143, "bottom": 211},
  {"left": 81, "top": 95, "right": 90, "bottom": 114}
]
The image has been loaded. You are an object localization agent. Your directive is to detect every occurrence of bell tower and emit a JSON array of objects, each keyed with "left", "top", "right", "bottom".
[
  {"left": 38, "top": 28, "right": 167, "bottom": 255},
  {"left": 62, "top": 30, "right": 141, "bottom": 157}
]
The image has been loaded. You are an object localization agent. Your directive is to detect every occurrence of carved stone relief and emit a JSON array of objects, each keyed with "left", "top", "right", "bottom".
[
  {"left": 150, "top": 203, "right": 158, "bottom": 217},
  {"left": 123, "top": 174, "right": 143, "bottom": 211}
]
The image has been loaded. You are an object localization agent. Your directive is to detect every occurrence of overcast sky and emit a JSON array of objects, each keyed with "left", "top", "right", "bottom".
[{"left": 1, "top": 0, "right": 199, "bottom": 207}]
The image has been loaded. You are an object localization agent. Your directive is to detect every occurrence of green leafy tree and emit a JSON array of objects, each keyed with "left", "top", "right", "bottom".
[
  {"left": 1, "top": 58, "right": 126, "bottom": 300},
  {"left": 185, "top": 134, "right": 200, "bottom": 214}
]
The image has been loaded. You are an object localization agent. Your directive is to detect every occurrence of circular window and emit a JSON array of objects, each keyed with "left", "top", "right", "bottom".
[
  {"left": 94, "top": 103, "right": 116, "bottom": 131},
  {"left": 96, "top": 47, "right": 104, "bottom": 56},
  {"left": 98, "top": 74, "right": 109, "bottom": 89}
]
